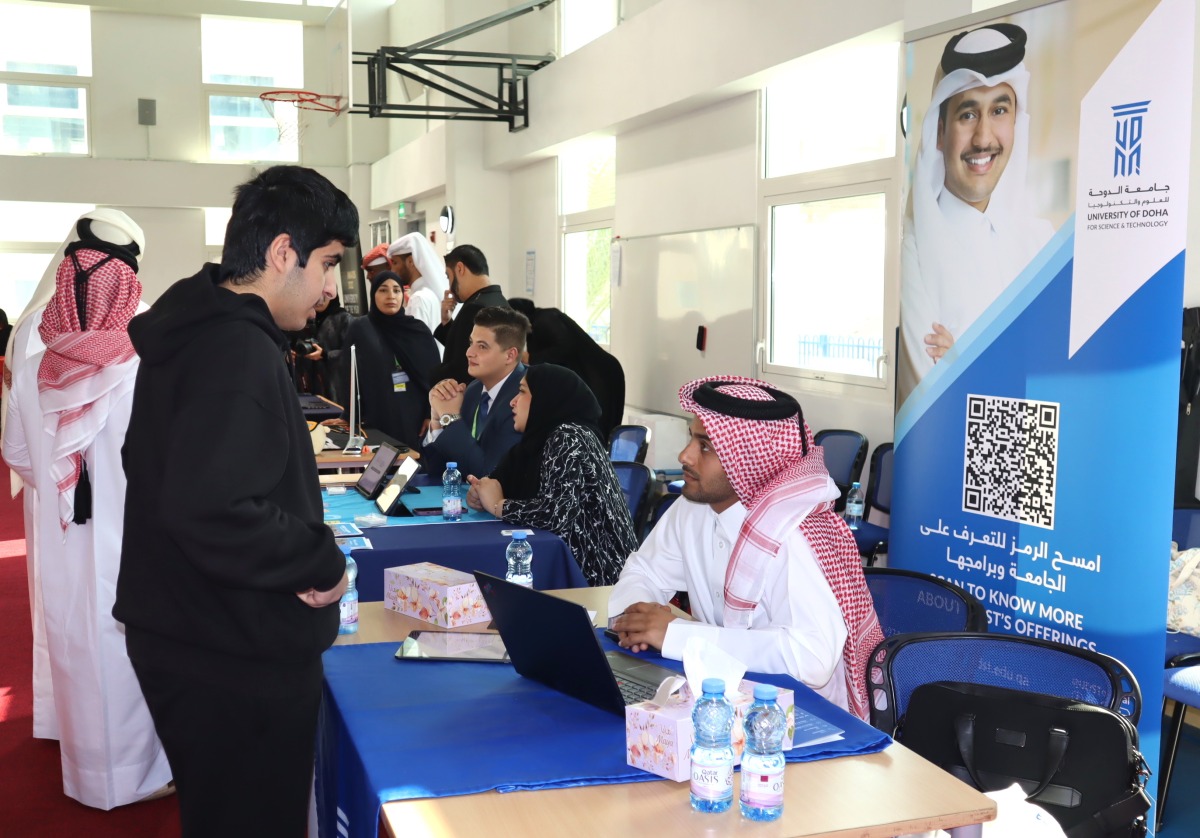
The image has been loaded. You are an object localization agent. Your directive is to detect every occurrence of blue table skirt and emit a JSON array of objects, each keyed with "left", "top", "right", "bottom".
[
  {"left": 315, "top": 635, "right": 892, "bottom": 838},
  {"left": 323, "top": 488, "right": 587, "bottom": 599},
  {"left": 350, "top": 523, "right": 586, "bottom": 600}
]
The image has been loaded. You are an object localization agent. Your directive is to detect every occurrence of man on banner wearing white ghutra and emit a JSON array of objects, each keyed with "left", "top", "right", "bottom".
[
  {"left": 899, "top": 22, "right": 1055, "bottom": 403},
  {"left": 609, "top": 376, "right": 882, "bottom": 720}
]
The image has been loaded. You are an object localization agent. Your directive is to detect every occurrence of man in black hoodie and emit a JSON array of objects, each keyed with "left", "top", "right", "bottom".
[{"left": 114, "top": 166, "right": 357, "bottom": 837}]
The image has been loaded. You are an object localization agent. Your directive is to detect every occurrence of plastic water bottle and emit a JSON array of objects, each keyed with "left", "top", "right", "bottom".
[
  {"left": 505, "top": 531, "right": 533, "bottom": 587},
  {"left": 845, "top": 481, "right": 864, "bottom": 530},
  {"left": 338, "top": 548, "right": 359, "bottom": 636},
  {"left": 739, "top": 684, "right": 787, "bottom": 821},
  {"left": 690, "top": 677, "right": 734, "bottom": 813},
  {"left": 442, "top": 462, "right": 463, "bottom": 521}
]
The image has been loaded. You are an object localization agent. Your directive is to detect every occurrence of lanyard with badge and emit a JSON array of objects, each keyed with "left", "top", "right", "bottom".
[{"left": 391, "top": 358, "right": 409, "bottom": 392}]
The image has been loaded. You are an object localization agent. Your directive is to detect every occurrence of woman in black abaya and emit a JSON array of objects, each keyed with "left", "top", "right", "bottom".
[{"left": 339, "top": 271, "right": 439, "bottom": 447}]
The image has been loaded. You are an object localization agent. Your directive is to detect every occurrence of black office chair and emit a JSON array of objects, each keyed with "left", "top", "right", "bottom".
[
  {"left": 608, "top": 424, "right": 650, "bottom": 464},
  {"left": 863, "top": 567, "right": 987, "bottom": 638},
  {"left": 612, "top": 461, "right": 655, "bottom": 535},
  {"left": 867, "top": 631, "right": 1142, "bottom": 738},
  {"left": 868, "top": 631, "right": 1148, "bottom": 838},
  {"left": 640, "top": 491, "right": 680, "bottom": 543},
  {"left": 813, "top": 429, "right": 868, "bottom": 512},
  {"left": 853, "top": 443, "right": 893, "bottom": 564}
]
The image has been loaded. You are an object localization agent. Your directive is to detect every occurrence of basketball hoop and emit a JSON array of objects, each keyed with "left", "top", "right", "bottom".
[{"left": 259, "top": 90, "right": 343, "bottom": 145}]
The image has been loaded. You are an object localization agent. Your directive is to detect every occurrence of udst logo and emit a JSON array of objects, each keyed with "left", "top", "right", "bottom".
[{"left": 1111, "top": 100, "right": 1151, "bottom": 177}]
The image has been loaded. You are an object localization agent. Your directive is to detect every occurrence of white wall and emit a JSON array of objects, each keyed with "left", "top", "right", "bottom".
[{"left": 507, "top": 157, "right": 557, "bottom": 306}]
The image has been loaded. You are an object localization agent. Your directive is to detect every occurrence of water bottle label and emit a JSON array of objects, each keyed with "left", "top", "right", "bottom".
[
  {"left": 846, "top": 501, "right": 864, "bottom": 516},
  {"left": 740, "top": 769, "right": 784, "bottom": 807},
  {"left": 443, "top": 497, "right": 462, "bottom": 515},
  {"left": 690, "top": 763, "right": 733, "bottom": 800},
  {"left": 339, "top": 598, "right": 358, "bottom": 627}
]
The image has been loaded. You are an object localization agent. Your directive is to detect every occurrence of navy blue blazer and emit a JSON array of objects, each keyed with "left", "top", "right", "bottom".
[{"left": 421, "top": 362, "right": 525, "bottom": 479}]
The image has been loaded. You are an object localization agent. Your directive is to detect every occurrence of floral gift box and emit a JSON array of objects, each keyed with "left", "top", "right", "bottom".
[{"left": 383, "top": 562, "right": 491, "bottom": 628}]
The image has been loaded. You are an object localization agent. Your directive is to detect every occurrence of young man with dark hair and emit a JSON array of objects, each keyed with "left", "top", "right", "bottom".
[
  {"left": 114, "top": 165, "right": 357, "bottom": 837},
  {"left": 610, "top": 376, "right": 883, "bottom": 721},
  {"left": 422, "top": 305, "right": 529, "bottom": 478},
  {"left": 433, "top": 243, "right": 508, "bottom": 383}
]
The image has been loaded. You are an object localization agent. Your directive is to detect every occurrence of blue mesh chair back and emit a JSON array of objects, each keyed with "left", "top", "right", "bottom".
[
  {"left": 812, "top": 429, "right": 868, "bottom": 511},
  {"left": 641, "top": 491, "right": 680, "bottom": 542},
  {"left": 853, "top": 443, "right": 893, "bottom": 563},
  {"left": 1158, "top": 650, "right": 1200, "bottom": 830},
  {"left": 865, "top": 442, "right": 893, "bottom": 515},
  {"left": 612, "top": 461, "right": 655, "bottom": 534},
  {"left": 609, "top": 424, "right": 650, "bottom": 464},
  {"left": 867, "top": 632, "right": 1142, "bottom": 737},
  {"left": 864, "top": 567, "right": 987, "bottom": 637}
]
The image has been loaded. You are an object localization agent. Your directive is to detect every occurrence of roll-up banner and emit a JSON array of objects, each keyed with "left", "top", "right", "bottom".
[{"left": 893, "top": 0, "right": 1193, "bottom": 818}]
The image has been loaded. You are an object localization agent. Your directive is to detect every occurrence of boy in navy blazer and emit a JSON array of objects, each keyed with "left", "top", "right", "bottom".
[{"left": 422, "top": 306, "right": 530, "bottom": 478}]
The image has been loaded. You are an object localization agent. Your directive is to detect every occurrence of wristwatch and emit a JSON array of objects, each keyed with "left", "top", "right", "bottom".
[{"left": 439, "top": 413, "right": 461, "bottom": 427}]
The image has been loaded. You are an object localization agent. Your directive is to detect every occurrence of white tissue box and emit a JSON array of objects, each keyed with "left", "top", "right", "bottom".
[{"left": 624, "top": 678, "right": 795, "bottom": 782}]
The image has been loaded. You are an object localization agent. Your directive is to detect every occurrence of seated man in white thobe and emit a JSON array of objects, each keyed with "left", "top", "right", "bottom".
[{"left": 609, "top": 376, "right": 883, "bottom": 720}]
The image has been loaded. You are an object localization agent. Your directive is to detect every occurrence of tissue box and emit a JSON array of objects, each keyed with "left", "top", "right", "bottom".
[
  {"left": 383, "top": 562, "right": 491, "bottom": 627},
  {"left": 624, "top": 679, "right": 795, "bottom": 782}
]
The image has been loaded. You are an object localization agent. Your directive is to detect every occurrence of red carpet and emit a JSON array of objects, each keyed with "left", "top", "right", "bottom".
[{"left": 0, "top": 486, "right": 181, "bottom": 837}]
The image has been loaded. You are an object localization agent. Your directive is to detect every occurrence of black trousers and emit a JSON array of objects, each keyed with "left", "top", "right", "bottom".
[{"left": 127, "top": 629, "right": 324, "bottom": 838}]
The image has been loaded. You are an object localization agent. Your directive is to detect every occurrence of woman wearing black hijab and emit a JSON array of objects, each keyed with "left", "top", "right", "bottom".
[
  {"left": 466, "top": 364, "right": 637, "bottom": 586},
  {"left": 339, "top": 271, "right": 440, "bottom": 447},
  {"left": 311, "top": 294, "right": 355, "bottom": 400}
]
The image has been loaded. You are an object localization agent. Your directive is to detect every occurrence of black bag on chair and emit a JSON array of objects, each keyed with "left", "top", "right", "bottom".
[{"left": 899, "top": 682, "right": 1150, "bottom": 838}]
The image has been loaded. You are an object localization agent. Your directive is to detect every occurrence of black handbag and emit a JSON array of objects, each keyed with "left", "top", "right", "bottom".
[{"left": 899, "top": 681, "right": 1151, "bottom": 838}]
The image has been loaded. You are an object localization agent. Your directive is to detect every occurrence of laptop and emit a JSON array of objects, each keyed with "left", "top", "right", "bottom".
[
  {"left": 472, "top": 572, "right": 679, "bottom": 716},
  {"left": 298, "top": 393, "right": 343, "bottom": 422}
]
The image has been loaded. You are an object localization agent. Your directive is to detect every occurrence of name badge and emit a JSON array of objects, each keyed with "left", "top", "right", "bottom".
[{"left": 392, "top": 370, "right": 410, "bottom": 392}]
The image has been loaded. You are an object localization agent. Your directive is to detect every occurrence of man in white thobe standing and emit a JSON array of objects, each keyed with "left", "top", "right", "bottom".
[
  {"left": 2, "top": 210, "right": 171, "bottom": 809},
  {"left": 389, "top": 231, "right": 449, "bottom": 339}
]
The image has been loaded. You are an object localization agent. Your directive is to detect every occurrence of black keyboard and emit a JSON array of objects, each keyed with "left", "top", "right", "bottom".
[{"left": 616, "top": 677, "right": 658, "bottom": 705}]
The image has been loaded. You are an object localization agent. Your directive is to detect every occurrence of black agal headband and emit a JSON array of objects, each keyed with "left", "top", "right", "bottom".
[
  {"left": 940, "top": 23, "right": 1026, "bottom": 78},
  {"left": 692, "top": 380, "right": 808, "bottom": 456}
]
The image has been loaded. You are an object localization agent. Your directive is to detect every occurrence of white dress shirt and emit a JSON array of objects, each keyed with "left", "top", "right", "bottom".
[{"left": 610, "top": 496, "right": 850, "bottom": 710}]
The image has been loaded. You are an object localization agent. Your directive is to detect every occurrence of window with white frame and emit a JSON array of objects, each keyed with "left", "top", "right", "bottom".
[
  {"left": 560, "top": 0, "right": 617, "bottom": 56},
  {"left": 560, "top": 137, "right": 615, "bottom": 344},
  {"left": 0, "top": 2, "right": 91, "bottom": 155},
  {"left": 767, "top": 190, "right": 887, "bottom": 377},
  {"left": 562, "top": 223, "right": 612, "bottom": 345},
  {"left": 201, "top": 17, "right": 304, "bottom": 162},
  {"left": 0, "top": 200, "right": 96, "bottom": 318},
  {"left": 761, "top": 34, "right": 899, "bottom": 386}
]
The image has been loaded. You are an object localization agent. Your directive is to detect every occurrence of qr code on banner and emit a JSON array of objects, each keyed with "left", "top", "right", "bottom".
[{"left": 963, "top": 394, "right": 1060, "bottom": 529}]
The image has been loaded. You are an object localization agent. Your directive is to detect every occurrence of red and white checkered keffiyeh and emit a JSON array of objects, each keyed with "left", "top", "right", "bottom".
[
  {"left": 37, "top": 249, "right": 141, "bottom": 531},
  {"left": 679, "top": 375, "right": 883, "bottom": 720}
]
